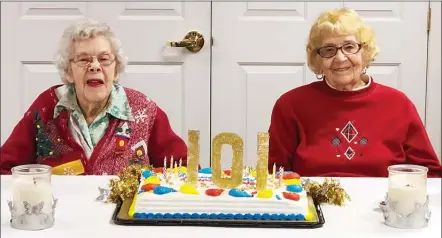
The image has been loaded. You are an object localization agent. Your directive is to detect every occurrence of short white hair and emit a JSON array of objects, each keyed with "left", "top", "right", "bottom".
[{"left": 53, "top": 19, "right": 127, "bottom": 83}]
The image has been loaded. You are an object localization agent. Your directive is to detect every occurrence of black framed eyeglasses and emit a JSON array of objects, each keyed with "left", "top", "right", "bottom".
[
  {"left": 316, "top": 42, "right": 363, "bottom": 58},
  {"left": 70, "top": 53, "right": 116, "bottom": 67}
]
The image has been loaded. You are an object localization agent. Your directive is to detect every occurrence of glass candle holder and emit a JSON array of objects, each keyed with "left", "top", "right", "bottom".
[
  {"left": 7, "top": 164, "right": 58, "bottom": 230},
  {"left": 383, "top": 164, "right": 431, "bottom": 229}
]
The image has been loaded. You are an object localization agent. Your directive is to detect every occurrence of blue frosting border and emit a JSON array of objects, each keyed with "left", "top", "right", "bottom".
[{"left": 133, "top": 212, "right": 305, "bottom": 221}]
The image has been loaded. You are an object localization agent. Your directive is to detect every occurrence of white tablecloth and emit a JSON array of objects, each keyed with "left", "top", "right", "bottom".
[{"left": 1, "top": 176, "right": 440, "bottom": 238}]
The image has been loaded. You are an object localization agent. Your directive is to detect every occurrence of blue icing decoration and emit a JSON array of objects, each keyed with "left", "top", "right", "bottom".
[
  {"left": 138, "top": 190, "right": 145, "bottom": 194},
  {"left": 134, "top": 212, "right": 305, "bottom": 221},
  {"left": 228, "top": 188, "right": 252, "bottom": 198},
  {"left": 199, "top": 168, "right": 212, "bottom": 174},
  {"left": 225, "top": 214, "right": 234, "bottom": 220},
  {"left": 142, "top": 170, "right": 152, "bottom": 178},
  {"left": 286, "top": 184, "right": 303, "bottom": 193},
  {"left": 276, "top": 195, "right": 281, "bottom": 200},
  {"left": 295, "top": 214, "right": 305, "bottom": 220},
  {"left": 153, "top": 186, "right": 176, "bottom": 195},
  {"left": 244, "top": 213, "right": 253, "bottom": 220},
  {"left": 262, "top": 213, "right": 271, "bottom": 220}
]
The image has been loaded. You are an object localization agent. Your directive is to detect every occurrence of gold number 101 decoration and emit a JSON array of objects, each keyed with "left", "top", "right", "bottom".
[
  {"left": 211, "top": 133, "right": 244, "bottom": 189},
  {"left": 186, "top": 130, "right": 270, "bottom": 191}
]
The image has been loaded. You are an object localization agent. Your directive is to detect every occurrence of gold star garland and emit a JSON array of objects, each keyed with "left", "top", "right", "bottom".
[
  {"left": 107, "top": 164, "right": 151, "bottom": 204},
  {"left": 302, "top": 178, "right": 351, "bottom": 206}
]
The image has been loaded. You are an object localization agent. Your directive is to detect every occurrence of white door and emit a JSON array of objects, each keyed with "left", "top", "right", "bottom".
[
  {"left": 0, "top": 2, "right": 212, "bottom": 167},
  {"left": 211, "top": 2, "right": 430, "bottom": 167}
]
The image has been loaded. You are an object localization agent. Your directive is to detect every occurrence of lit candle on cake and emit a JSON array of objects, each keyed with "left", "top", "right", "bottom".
[
  {"left": 385, "top": 164, "right": 430, "bottom": 229},
  {"left": 256, "top": 132, "right": 269, "bottom": 192},
  {"left": 163, "top": 157, "right": 167, "bottom": 179},
  {"left": 178, "top": 158, "right": 182, "bottom": 177},
  {"left": 278, "top": 166, "right": 284, "bottom": 187}
]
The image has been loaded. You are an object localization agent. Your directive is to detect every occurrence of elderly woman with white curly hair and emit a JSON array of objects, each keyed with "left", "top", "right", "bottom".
[
  {"left": 268, "top": 8, "right": 441, "bottom": 178},
  {"left": 0, "top": 20, "right": 188, "bottom": 175}
]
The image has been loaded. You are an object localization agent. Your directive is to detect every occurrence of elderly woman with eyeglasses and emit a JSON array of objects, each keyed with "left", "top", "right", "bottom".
[
  {"left": 0, "top": 20, "right": 188, "bottom": 175},
  {"left": 268, "top": 8, "right": 441, "bottom": 177}
]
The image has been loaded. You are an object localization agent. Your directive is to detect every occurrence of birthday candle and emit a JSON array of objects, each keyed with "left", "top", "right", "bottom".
[
  {"left": 272, "top": 163, "right": 276, "bottom": 181},
  {"left": 163, "top": 157, "right": 167, "bottom": 179},
  {"left": 170, "top": 156, "right": 174, "bottom": 170},
  {"left": 278, "top": 166, "right": 284, "bottom": 187},
  {"left": 178, "top": 158, "right": 182, "bottom": 176}
]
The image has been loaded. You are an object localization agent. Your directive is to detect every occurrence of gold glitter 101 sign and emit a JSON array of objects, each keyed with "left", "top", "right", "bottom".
[
  {"left": 211, "top": 133, "right": 244, "bottom": 189},
  {"left": 186, "top": 130, "right": 270, "bottom": 190}
]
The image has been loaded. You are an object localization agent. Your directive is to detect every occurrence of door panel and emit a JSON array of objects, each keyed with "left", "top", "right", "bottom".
[{"left": 1, "top": 2, "right": 212, "bottom": 167}]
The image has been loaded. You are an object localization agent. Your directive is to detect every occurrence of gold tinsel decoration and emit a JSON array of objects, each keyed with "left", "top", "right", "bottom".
[
  {"left": 302, "top": 178, "right": 351, "bottom": 206},
  {"left": 107, "top": 164, "right": 151, "bottom": 204}
]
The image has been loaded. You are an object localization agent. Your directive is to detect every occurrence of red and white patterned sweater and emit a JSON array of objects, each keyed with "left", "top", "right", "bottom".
[{"left": 0, "top": 85, "right": 188, "bottom": 175}]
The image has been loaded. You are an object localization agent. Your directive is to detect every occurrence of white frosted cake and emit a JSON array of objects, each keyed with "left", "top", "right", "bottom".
[{"left": 128, "top": 167, "right": 313, "bottom": 221}]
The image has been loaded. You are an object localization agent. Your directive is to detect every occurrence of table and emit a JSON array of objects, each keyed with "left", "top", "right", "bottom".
[{"left": 1, "top": 176, "right": 440, "bottom": 238}]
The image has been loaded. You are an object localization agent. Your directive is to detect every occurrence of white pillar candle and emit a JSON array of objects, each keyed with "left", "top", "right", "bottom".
[
  {"left": 9, "top": 164, "right": 55, "bottom": 231},
  {"left": 388, "top": 173, "right": 427, "bottom": 215}
]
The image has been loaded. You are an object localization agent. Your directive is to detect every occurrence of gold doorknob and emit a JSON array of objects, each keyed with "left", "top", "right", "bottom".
[{"left": 167, "top": 31, "right": 205, "bottom": 53}]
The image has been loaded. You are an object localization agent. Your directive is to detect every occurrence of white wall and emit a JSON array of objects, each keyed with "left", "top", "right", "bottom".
[{"left": 427, "top": 2, "right": 441, "bottom": 161}]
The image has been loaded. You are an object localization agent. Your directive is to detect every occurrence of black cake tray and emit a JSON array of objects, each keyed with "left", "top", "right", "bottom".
[{"left": 111, "top": 196, "right": 325, "bottom": 229}]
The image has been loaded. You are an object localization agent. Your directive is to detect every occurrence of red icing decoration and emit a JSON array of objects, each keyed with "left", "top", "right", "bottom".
[
  {"left": 141, "top": 183, "right": 159, "bottom": 191},
  {"left": 283, "top": 173, "right": 300, "bottom": 180},
  {"left": 282, "top": 192, "right": 300, "bottom": 201},
  {"left": 153, "top": 167, "right": 163, "bottom": 173},
  {"left": 251, "top": 191, "right": 257, "bottom": 196},
  {"left": 205, "top": 189, "right": 224, "bottom": 196},
  {"left": 223, "top": 170, "right": 231, "bottom": 176}
]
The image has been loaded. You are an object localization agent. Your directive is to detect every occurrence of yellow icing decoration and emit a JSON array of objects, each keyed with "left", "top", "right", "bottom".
[
  {"left": 257, "top": 189, "right": 273, "bottom": 199},
  {"left": 250, "top": 170, "right": 257, "bottom": 177},
  {"left": 179, "top": 184, "right": 199, "bottom": 195},
  {"left": 305, "top": 210, "right": 313, "bottom": 221},
  {"left": 283, "top": 178, "right": 301, "bottom": 185},
  {"left": 128, "top": 193, "right": 138, "bottom": 217},
  {"left": 143, "top": 176, "right": 160, "bottom": 185}
]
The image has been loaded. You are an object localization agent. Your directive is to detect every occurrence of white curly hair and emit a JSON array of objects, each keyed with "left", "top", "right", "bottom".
[{"left": 53, "top": 19, "right": 127, "bottom": 83}]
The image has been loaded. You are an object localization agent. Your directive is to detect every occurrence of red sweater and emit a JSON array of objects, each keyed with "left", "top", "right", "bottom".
[
  {"left": 0, "top": 85, "right": 187, "bottom": 175},
  {"left": 268, "top": 78, "right": 441, "bottom": 178}
]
